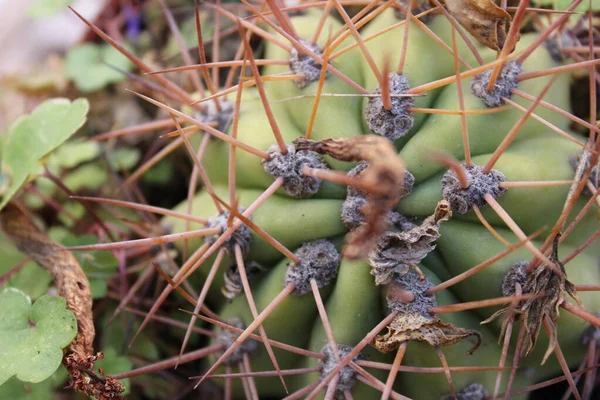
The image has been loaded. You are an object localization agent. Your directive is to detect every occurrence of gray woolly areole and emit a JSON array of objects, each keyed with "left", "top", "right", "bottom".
[
  {"left": 364, "top": 73, "right": 415, "bottom": 141},
  {"left": 284, "top": 239, "right": 340, "bottom": 296},
  {"left": 441, "top": 164, "right": 506, "bottom": 214},
  {"left": 341, "top": 162, "right": 415, "bottom": 230},
  {"left": 194, "top": 99, "right": 235, "bottom": 133},
  {"left": 263, "top": 144, "right": 329, "bottom": 198},
  {"left": 544, "top": 32, "right": 579, "bottom": 62},
  {"left": 581, "top": 314, "right": 600, "bottom": 348},
  {"left": 441, "top": 383, "right": 489, "bottom": 400},
  {"left": 319, "top": 344, "right": 365, "bottom": 398},
  {"left": 289, "top": 40, "right": 328, "bottom": 89},
  {"left": 216, "top": 317, "right": 259, "bottom": 366},
  {"left": 204, "top": 209, "right": 252, "bottom": 255},
  {"left": 394, "top": 0, "right": 435, "bottom": 22},
  {"left": 471, "top": 60, "right": 523, "bottom": 108},
  {"left": 387, "top": 271, "right": 437, "bottom": 319},
  {"left": 502, "top": 261, "right": 529, "bottom": 297}
]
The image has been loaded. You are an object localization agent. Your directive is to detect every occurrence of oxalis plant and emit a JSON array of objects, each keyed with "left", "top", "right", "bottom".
[{"left": 1, "top": 0, "right": 600, "bottom": 399}]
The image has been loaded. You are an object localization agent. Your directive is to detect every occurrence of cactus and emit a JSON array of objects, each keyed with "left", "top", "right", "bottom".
[{"left": 4, "top": 1, "right": 600, "bottom": 399}]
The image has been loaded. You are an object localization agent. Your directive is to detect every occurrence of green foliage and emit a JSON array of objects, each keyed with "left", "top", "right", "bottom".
[
  {"left": 0, "top": 289, "right": 77, "bottom": 385},
  {"left": 142, "top": 162, "right": 175, "bottom": 185},
  {"left": 27, "top": 0, "right": 73, "bottom": 18},
  {"left": 0, "top": 376, "right": 55, "bottom": 400},
  {"left": 0, "top": 368, "right": 68, "bottom": 400},
  {"left": 0, "top": 235, "right": 52, "bottom": 299},
  {"left": 165, "top": 17, "right": 213, "bottom": 58},
  {"left": 24, "top": 141, "right": 100, "bottom": 210},
  {"left": 65, "top": 43, "right": 135, "bottom": 93},
  {"left": 62, "top": 164, "right": 108, "bottom": 192},
  {"left": 101, "top": 313, "right": 160, "bottom": 362},
  {"left": 106, "top": 147, "right": 141, "bottom": 170},
  {"left": 51, "top": 140, "right": 100, "bottom": 169},
  {"left": 0, "top": 98, "right": 89, "bottom": 211},
  {"left": 61, "top": 234, "right": 119, "bottom": 299}
]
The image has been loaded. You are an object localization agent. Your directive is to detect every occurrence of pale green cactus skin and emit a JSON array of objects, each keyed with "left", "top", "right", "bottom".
[{"left": 164, "top": 6, "right": 600, "bottom": 399}]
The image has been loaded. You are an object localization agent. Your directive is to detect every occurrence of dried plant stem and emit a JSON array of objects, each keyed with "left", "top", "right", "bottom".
[{"left": 0, "top": 203, "right": 125, "bottom": 397}]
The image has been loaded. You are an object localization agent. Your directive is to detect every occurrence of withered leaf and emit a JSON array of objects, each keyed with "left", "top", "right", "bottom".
[
  {"left": 294, "top": 135, "right": 408, "bottom": 260},
  {"left": 373, "top": 317, "right": 482, "bottom": 354},
  {"left": 369, "top": 200, "right": 451, "bottom": 285},
  {"left": 374, "top": 272, "right": 481, "bottom": 354},
  {"left": 222, "top": 261, "right": 265, "bottom": 302},
  {"left": 483, "top": 237, "right": 581, "bottom": 363},
  {"left": 444, "top": 0, "right": 518, "bottom": 51}
]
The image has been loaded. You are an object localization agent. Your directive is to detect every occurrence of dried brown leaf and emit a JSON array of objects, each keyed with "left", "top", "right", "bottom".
[
  {"left": 444, "top": 0, "right": 518, "bottom": 51},
  {"left": 293, "top": 135, "right": 408, "bottom": 260},
  {"left": 369, "top": 200, "right": 451, "bottom": 285},
  {"left": 373, "top": 318, "right": 482, "bottom": 353},
  {"left": 484, "top": 236, "right": 581, "bottom": 362},
  {"left": 373, "top": 274, "right": 481, "bottom": 353}
]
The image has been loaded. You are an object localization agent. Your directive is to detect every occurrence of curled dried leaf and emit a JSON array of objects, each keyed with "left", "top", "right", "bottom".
[
  {"left": 293, "top": 135, "right": 408, "bottom": 260},
  {"left": 222, "top": 261, "right": 265, "bottom": 302},
  {"left": 483, "top": 236, "right": 581, "bottom": 363},
  {"left": 373, "top": 273, "right": 481, "bottom": 353},
  {"left": 444, "top": 0, "right": 518, "bottom": 51},
  {"left": 369, "top": 201, "right": 451, "bottom": 285},
  {"left": 373, "top": 318, "right": 482, "bottom": 353}
]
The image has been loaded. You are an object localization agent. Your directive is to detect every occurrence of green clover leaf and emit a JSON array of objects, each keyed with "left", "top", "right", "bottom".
[
  {"left": 0, "top": 288, "right": 77, "bottom": 385},
  {"left": 0, "top": 98, "right": 89, "bottom": 211},
  {"left": 66, "top": 43, "right": 135, "bottom": 93}
]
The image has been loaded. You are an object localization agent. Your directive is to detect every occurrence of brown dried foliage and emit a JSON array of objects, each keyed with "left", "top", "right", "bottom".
[
  {"left": 373, "top": 317, "right": 482, "bottom": 353},
  {"left": 0, "top": 202, "right": 125, "bottom": 399},
  {"left": 444, "top": 0, "right": 518, "bottom": 51},
  {"left": 484, "top": 236, "right": 581, "bottom": 363},
  {"left": 64, "top": 352, "right": 126, "bottom": 400},
  {"left": 294, "top": 135, "right": 408, "bottom": 260},
  {"left": 373, "top": 276, "right": 481, "bottom": 354},
  {"left": 369, "top": 200, "right": 451, "bottom": 285}
]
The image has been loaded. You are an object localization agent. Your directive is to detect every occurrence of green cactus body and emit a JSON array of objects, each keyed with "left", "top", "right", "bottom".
[
  {"left": 214, "top": 255, "right": 334, "bottom": 397},
  {"left": 397, "top": 266, "right": 531, "bottom": 399},
  {"left": 263, "top": 9, "right": 365, "bottom": 171},
  {"left": 399, "top": 33, "right": 571, "bottom": 183},
  {"left": 360, "top": 9, "right": 461, "bottom": 140},
  {"left": 436, "top": 221, "right": 600, "bottom": 376},
  {"left": 293, "top": 259, "right": 391, "bottom": 398},
  {"left": 162, "top": 6, "right": 600, "bottom": 399}
]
